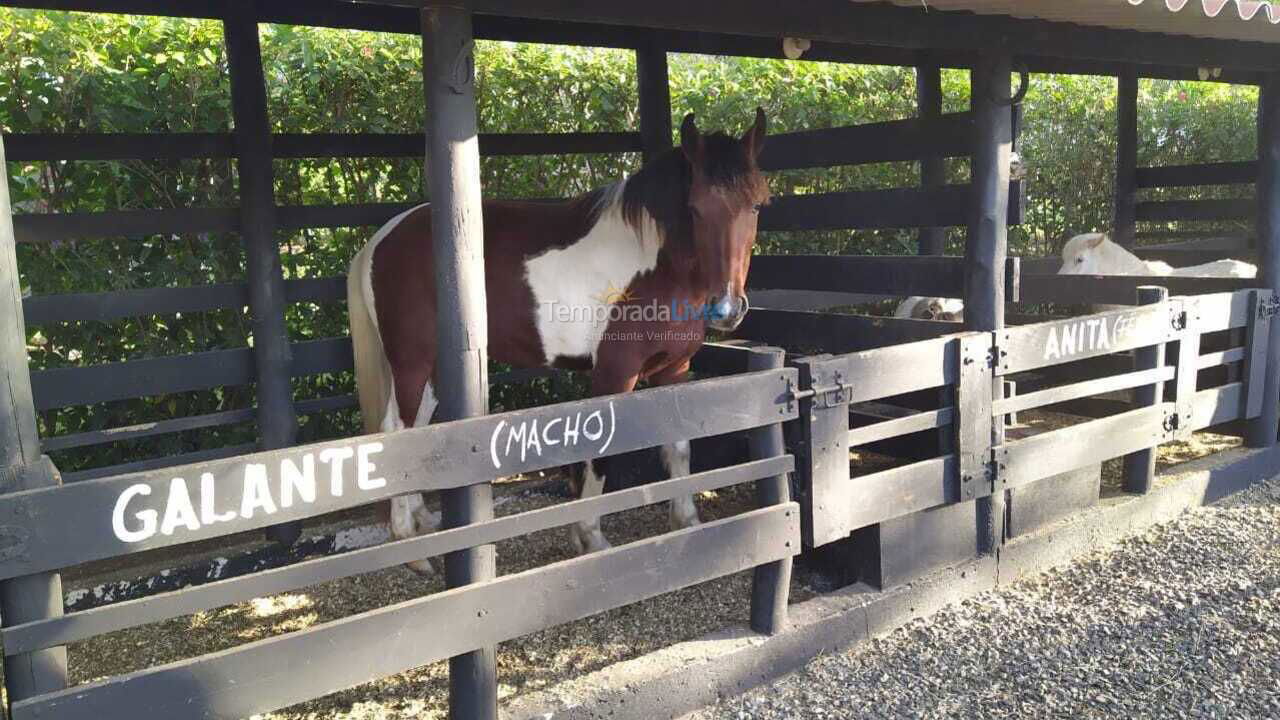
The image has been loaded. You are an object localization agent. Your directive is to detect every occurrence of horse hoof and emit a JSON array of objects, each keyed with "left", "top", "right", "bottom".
[
  {"left": 405, "top": 559, "right": 437, "bottom": 578},
  {"left": 570, "top": 529, "right": 611, "bottom": 556},
  {"left": 670, "top": 515, "right": 702, "bottom": 532}
]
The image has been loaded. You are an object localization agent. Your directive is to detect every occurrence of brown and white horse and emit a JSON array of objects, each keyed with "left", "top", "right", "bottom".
[{"left": 348, "top": 110, "right": 770, "bottom": 574}]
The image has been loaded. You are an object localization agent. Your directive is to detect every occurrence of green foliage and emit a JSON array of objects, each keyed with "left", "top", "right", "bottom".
[{"left": 0, "top": 11, "right": 1263, "bottom": 471}]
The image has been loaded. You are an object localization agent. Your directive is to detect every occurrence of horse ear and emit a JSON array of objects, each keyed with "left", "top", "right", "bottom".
[
  {"left": 741, "top": 106, "right": 767, "bottom": 161},
  {"left": 1087, "top": 233, "right": 1107, "bottom": 249},
  {"left": 680, "top": 113, "right": 704, "bottom": 166}
]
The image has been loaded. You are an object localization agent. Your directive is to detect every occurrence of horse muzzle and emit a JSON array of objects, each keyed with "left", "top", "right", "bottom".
[{"left": 707, "top": 293, "right": 749, "bottom": 333}]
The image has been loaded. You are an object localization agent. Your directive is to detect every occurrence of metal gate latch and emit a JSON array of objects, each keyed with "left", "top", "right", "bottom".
[{"left": 790, "top": 376, "right": 850, "bottom": 409}]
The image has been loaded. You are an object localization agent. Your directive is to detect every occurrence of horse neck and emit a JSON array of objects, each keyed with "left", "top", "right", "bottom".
[{"left": 1107, "top": 243, "right": 1154, "bottom": 275}]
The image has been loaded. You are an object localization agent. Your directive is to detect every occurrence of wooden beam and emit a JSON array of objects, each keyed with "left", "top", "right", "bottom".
[
  {"left": 1115, "top": 67, "right": 1138, "bottom": 247},
  {"left": 224, "top": 9, "right": 301, "bottom": 547},
  {"left": 966, "top": 54, "right": 1012, "bottom": 556},
  {"left": 450, "top": 0, "right": 1280, "bottom": 71},
  {"left": 0, "top": 136, "right": 69, "bottom": 703},
  {"left": 1136, "top": 198, "right": 1256, "bottom": 222},
  {"left": 1249, "top": 76, "right": 1280, "bottom": 449},
  {"left": 635, "top": 35, "right": 672, "bottom": 163},
  {"left": 917, "top": 60, "right": 946, "bottom": 256},
  {"left": 421, "top": 8, "right": 496, "bottom": 718},
  {"left": 1136, "top": 161, "right": 1258, "bottom": 188},
  {"left": 3, "top": 0, "right": 1270, "bottom": 82},
  {"left": 759, "top": 182, "right": 1022, "bottom": 232},
  {"left": 759, "top": 112, "right": 977, "bottom": 171}
]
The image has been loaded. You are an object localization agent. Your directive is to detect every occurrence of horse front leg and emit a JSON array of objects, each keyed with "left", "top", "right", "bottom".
[
  {"left": 568, "top": 364, "right": 639, "bottom": 556},
  {"left": 650, "top": 359, "right": 701, "bottom": 532}
]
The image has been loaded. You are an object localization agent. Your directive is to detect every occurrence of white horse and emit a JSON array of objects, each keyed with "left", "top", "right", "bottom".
[
  {"left": 1058, "top": 232, "right": 1257, "bottom": 278},
  {"left": 893, "top": 295, "right": 964, "bottom": 322}
]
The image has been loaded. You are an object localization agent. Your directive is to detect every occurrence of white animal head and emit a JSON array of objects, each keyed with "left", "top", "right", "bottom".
[
  {"left": 1058, "top": 233, "right": 1151, "bottom": 276},
  {"left": 896, "top": 296, "right": 964, "bottom": 322}
]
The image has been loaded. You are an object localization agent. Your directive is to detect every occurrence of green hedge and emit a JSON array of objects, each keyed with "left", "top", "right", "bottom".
[{"left": 0, "top": 11, "right": 1261, "bottom": 469}]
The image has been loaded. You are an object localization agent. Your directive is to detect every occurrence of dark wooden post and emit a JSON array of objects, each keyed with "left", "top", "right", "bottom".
[
  {"left": 1122, "top": 286, "right": 1169, "bottom": 492},
  {"left": 747, "top": 346, "right": 792, "bottom": 635},
  {"left": 917, "top": 60, "right": 947, "bottom": 256},
  {"left": 422, "top": 7, "right": 496, "bottom": 719},
  {"left": 1249, "top": 75, "right": 1280, "bottom": 449},
  {"left": 224, "top": 8, "right": 300, "bottom": 546},
  {"left": 966, "top": 55, "right": 1012, "bottom": 556},
  {"left": 0, "top": 137, "right": 69, "bottom": 701},
  {"left": 1115, "top": 67, "right": 1139, "bottom": 247},
  {"left": 636, "top": 37, "right": 673, "bottom": 163}
]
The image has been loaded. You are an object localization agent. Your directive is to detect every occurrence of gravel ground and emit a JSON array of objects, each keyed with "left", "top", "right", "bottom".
[{"left": 693, "top": 474, "right": 1280, "bottom": 720}]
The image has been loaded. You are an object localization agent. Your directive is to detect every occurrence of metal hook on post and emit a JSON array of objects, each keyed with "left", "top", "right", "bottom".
[{"left": 990, "top": 64, "right": 1029, "bottom": 106}]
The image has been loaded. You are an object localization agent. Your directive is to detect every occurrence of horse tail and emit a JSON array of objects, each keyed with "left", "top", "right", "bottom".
[{"left": 348, "top": 238, "right": 391, "bottom": 436}]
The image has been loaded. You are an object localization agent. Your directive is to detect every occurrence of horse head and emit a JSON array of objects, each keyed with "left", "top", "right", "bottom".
[
  {"left": 1059, "top": 232, "right": 1151, "bottom": 276},
  {"left": 679, "top": 109, "right": 770, "bottom": 332}
]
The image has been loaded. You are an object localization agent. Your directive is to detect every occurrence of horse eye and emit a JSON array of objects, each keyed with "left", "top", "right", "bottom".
[{"left": 751, "top": 204, "right": 763, "bottom": 214}]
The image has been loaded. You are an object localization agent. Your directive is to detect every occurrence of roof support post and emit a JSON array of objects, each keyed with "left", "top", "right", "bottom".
[
  {"left": 224, "top": 7, "right": 301, "bottom": 546},
  {"left": 917, "top": 59, "right": 947, "bottom": 256},
  {"left": 1115, "top": 66, "right": 1139, "bottom": 247},
  {"left": 1248, "top": 74, "right": 1280, "bottom": 449},
  {"left": 636, "top": 35, "right": 673, "bottom": 163},
  {"left": 0, "top": 138, "right": 69, "bottom": 704},
  {"left": 422, "top": 6, "right": 497, "bottom": 719},
  {"left": 966, "top": 54, "right": 1012, "bottom": 556}
]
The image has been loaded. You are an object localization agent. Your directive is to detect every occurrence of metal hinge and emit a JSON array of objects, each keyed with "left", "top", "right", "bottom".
[{"left": 1163, "top": 413, "right": 1181, "bottom": 434}]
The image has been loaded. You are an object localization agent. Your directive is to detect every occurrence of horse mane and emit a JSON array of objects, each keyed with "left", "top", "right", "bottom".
[{"left": 612, "top": 132, "right": 769, "bottom": 245}]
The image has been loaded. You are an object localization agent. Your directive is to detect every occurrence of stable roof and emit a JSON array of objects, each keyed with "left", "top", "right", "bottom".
[{"left": 859, "top": 1, "right": 1280, "bottom": 44}]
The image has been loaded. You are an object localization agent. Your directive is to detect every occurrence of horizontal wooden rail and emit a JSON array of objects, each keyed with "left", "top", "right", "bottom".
[
  {"left": 1135, "top": 198, "right": 1255, "bottom": 222},
  {"left": 999, "top": 404, "right": 1170, "bottom": 489},
  {"left": 1015, "top": 275, "right": 1258, "bottom": 307},
  {"left": 3, "top": 131, "right": 642, "bottom": 161},
  {"left": 10, "top": 504, "right": 796, "bottom": 720},
  {"left": 814, "top": 334, "right": 963, "bottom": 405},
  {"left": 760, "top": 182, "right": 1023, "bottom": 231},
  {"left": 1135, "top": 161, "right": 1257, "bottom": 188},
  {"left": 29, "top": 337, "right": 350, "bottom": 410},
  {"left": 1199, "top": 347, "right": 1247, "bottom": 370},
  {"left": 13, "top": 207, "right": 239, "bottom": 244},
  {"left": 24, "top": 276, "right": 349, "bottom": 326},
  {"left": 846, "top": 407, "right": 954, "bottom": 447},
  {"left": 734, "top": 308, "right": 959, "bottom": 355},
  {"left": 2, "top": 455, "right": 792, "bottom": 655},
  {"left": 3, "top": 133, "right": 234, "bottom": 161},
  {"left": 758, "top": 111, "right": 982, "bottom": 170},
  {"left": 747, "top": 255, "right": 1022, "bottom": 299},
  {"left": 1187, "top": 382, "right": 1248, "bottom": 431},
  {"left": 998, "top": 302, "right": 1174, "bottom": 375},
  {"left": 842, "top": 455, "right": 961, "bottom": 530},
  {"left": 0, "top": 368, "right": 797, "bottom": 578},
  {"left": 992, "top": 366, "right": 1175, "bottom": 417},
  {"left": 60, "top": 444, "right": 258, "bottom": 484}
]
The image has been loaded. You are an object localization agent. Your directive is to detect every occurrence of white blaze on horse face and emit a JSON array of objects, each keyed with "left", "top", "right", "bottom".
[
  {"left": 524, "top": 181, "right": 661, "bottom": 364},
  {"left": 570, "top": 461, "right": 611, "bottom": 555},
  {"left": 661, "top": 440, "right": 701, "bottom": 531}
]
